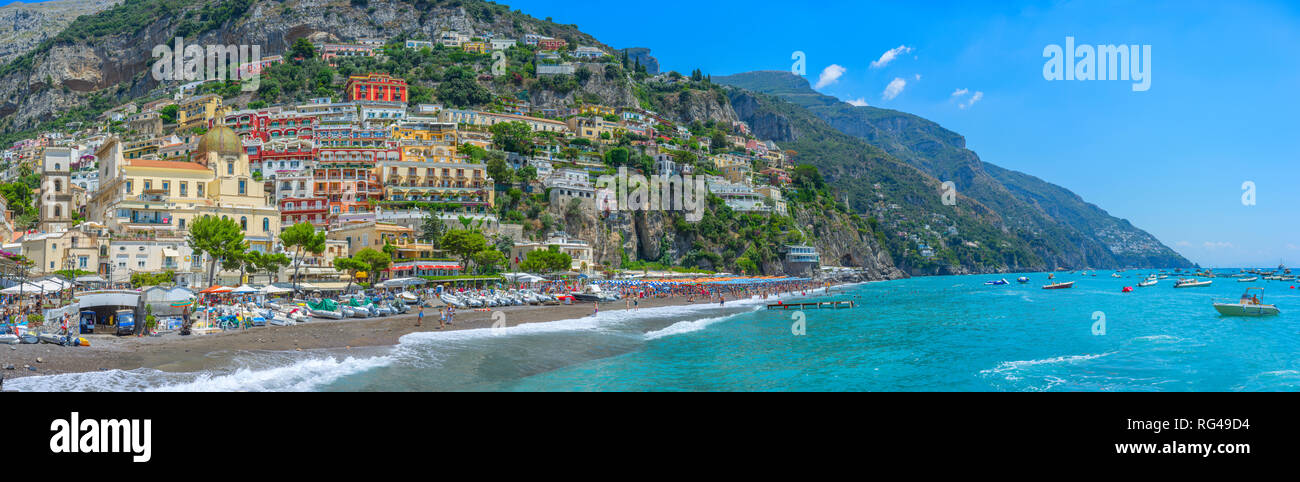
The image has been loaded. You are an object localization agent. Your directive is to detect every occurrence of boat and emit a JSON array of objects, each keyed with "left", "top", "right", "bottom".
[
  {"left": 1138, "top": 278, "right": 1158, "bottom": 287},
  {"left": 1042, "top": 281, "right": 1075, "bottom": 290},
  {"left": 1213, "top": 288, "right": 1280, "bottom": 317},
  {"left": 572, "top": 284, "right": 611, "bottom": 302},
  {"left": 1016, "top": 277, "right": 1030, "bottom": 284},
  {"left": 1239, "top": 277, "right": 1258, "bottom": 282},
  {"left": 1174, "top": 278, "right": 1212, "bottom": 288},
  {"left": 307, "top": 299, "right": 344, "bottom": 319},
  {"left": 0, "top": 334, "right": 18, "bottom": 345},
  {"left": 984, "top": 278, "right": 1009, "bottom": 286},
  {"left": 1111, "top": 273, "right": 1122, "bottom": 278}
]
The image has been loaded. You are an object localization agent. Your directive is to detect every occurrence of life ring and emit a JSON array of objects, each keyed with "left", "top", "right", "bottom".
[{"left": 185, "top": 255, "right": 192, "bottom": 262}]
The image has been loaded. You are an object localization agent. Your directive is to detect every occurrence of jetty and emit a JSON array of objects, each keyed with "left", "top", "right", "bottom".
[{"left": 766, "top": 300, "right": 856, "bottom": 310}]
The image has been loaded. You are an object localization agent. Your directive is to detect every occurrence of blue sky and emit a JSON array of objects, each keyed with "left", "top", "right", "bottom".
[
  {"left": 4, "top": 0, "right": 1297, "bottom": 267},
  {"left": 498, "top": 0, "right": 1300, "bottom": 268}
]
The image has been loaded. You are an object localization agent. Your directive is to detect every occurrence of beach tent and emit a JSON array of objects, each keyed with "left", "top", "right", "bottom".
[
  {"left": 502, "top": 272, "right": 547, "bottom": 283},
  {"left": 379, "top": 277, "right": 426, "bottom": 288},
  {"left": 261, "top": 285, "right": 293, "bottom": 294},
  {"left": 0, "top": 282, "right": 45, "bottom": 294},
  {"left": 231, "top": 284, "right": 259, "bottom": 294},
  {"left": 199, "top": 285, "right": 233, "bottom": 294}
]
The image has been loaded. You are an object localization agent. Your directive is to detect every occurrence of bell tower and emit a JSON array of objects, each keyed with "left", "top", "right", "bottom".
[{"left": 39, "top": 147, "right": 74, "bottom": 233}]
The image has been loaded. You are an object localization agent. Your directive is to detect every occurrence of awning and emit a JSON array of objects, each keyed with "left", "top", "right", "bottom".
[
  {"left": 162, "top": 248, "right": 181, "bottom": 257},
  {"left": 310, "top": 281, "right": 353, "bottom": 291},
  {"left": 75, "top": 275, "right": 107, "bottom": 283}
]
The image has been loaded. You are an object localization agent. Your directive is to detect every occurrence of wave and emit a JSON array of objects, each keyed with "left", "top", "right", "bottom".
[
  {"left": 643, "top": 309, "right": 757, "bottom": 341},
  {"left": 979, "top": 352, "right": 1115, "bottom": 381},
  {"left": 6, "top": 355, "right": 392, "bottom": 392}
]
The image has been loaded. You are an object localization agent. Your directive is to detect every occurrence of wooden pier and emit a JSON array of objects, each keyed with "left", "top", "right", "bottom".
[{"left": 766, "top": 300, "right": 856, "bottom": 310}]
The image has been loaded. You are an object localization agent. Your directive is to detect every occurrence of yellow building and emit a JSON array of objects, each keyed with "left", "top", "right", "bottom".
[
  {"left": 92, "top": 127, "right": 282, "bottom": 253},
  {"left": 565, "top": 116, "right": 623, "bottom": 142},
  {"left": 177, "top": 94, "right": 224, "bottom": 132},
  {"left": 381, "top": 124, "right": 494, "bottom": 213},
  {"left": 578, "top": 104, "right": 616, "bottom": 117},
  {"left": 462, "top": 41, "right": 488, "bottom": 54}
]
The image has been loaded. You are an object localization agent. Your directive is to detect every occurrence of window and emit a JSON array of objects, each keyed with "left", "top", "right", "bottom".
[
  {"left": 126, "top": 180, "right": 133, "bottom": 193},
  {"left": 54, "top": 179, "right": 61, "bottom": 192},
  {"left": 227, "top": 162, "right": 234, "bottom": 175},
  {"left": 54, "top": 205, "right": 61, "bottom": 218},
  {"left": 238, "top": 180, "right": 246, "bottom": 195},
  {"left": 162, "top": 181, "right": 169, "bottom": 193},
  {"left": 178, "top": 218, "right": 185, "bottom": 229},
  {"left": 144, "top": 180, "right": 151, "bottom": 191},
  {"left": 197, "top": 184, "right": 205, "bottom": 197},
  {"left": 240, "top": 217, "right": 247, "bottom": 230},
  {"left": 263, "top": 217, "right": 270, "bottom": 232},
  {"left": 180, "top": 182, "right": 187, "bottom": 196}
]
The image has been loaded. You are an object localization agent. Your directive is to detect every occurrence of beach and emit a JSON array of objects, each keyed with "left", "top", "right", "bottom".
[{"left": 0, "top": 293, "right": 745, "bottom": 383}]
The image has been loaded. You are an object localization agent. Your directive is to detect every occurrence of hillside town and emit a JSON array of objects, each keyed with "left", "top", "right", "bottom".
[{"left": 0, "top": 32, "right": 820, "bottom": 295}]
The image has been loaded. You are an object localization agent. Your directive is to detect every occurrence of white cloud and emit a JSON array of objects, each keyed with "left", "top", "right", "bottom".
[
  {"left": 1203, "top": 241, "right": 1234, "bottom": 250},
  {"left": 951, "top": 88, "right": 969, "bottom": 98},
  {"left": 814, "top": 64, "right": 847, "bottom": 89},
  {"left": 846, "top": 98, "right": 869, "bottom": 107},
  {"left": 882, "top": 77, "right": 906, "bottom": 101},
  {"left": 914, "top": 74, "right": 922, "bottom": 80},
  {"left": 959, "top": 91, "right": 983, "bottom": 109},
  {"left": 870, "top": 45, "right": 914, "bottom": 69}
]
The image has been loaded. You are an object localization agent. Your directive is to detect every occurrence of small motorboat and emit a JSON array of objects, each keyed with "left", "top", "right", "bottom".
[
  {"left": 1214, "top": 288, "right": 1280, "bottom": 317},
  {"left": 1016, "top": 277, "right": 1030, "bottom": 284},
  {"left": 1174, "top": 278, "right": 1212, "bottom": 288},
  {"left": 0, "top": 334, "right": 19, "bottom": 345},
  {"left": 985, "top": 278, "right": 1009, "bottom": 286},
  {"left": 1042, "top": 281, "right": 1075, "bottom": 290},
  {"left": 1111, "top": 273, "right": 1122, "bottom": 278},
  {"left": 1138, "top": 278, "right": 1158, "bottom": 287},
  {"left": 1239, "top": 277, "right": 1258, "bottom": 282}
]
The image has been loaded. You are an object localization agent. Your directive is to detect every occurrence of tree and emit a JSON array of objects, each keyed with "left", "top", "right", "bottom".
[
  {"left": 514, "top": 165, "right": 537, "bottom": 183},
  {"left": 257, "top": 252, "right": 291, "bottom": 284},
  {"left": 486, "top": 156, "right": 512, "bottom": 185},
  {"left": 604, "top": 147, "right": 629, "bottom": 167},
  {"left": 441, "top": 229, "right": 488, "bottom": 273},
  {"left": 489, "top": 121, "right": 534, "bottom": 154},
  {"left": 289, "top": 38, "right": 317, "bottom": 61},
  {"left": 356, "top": 247, "right": 391, "bottom": 282},
  {"left": 418, "top": 213, "right": 447, "bottom": 246},
  {"left": 333, "top": 257, "right": 370, "bottom": 293},
  {"left": 279, "top": 222, "right": 326, "bottom": 294},
  {"left": 187, "top": 215, "right": 246, "bottom": 287},
  {"left": 519, "top": 246, "right": 572, "bottom": 273},
  {"left": 471, "top": 249, "right": 505, "bottom": 274}
]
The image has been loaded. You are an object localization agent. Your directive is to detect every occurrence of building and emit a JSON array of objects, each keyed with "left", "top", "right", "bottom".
[
  {"left": 177, "top": 94, "right": 224, "bottom": 131},
  {"left": 511, "top": 231, "right": 594, "bottom": 274},
  {"left": 782, "top": 245, "right": 820, "bottom": 276},
  {"left": 438, "top": 109, "right": 568, "bottom": 133},
  {"left": 38, "top": 147, "right": 74, "bottom": 233},
  {"left": 538, "top": 38, "right": 568, "bottom": 51},
  {"left": 344, "top": 73, "right": 408, "bottom": 103}
]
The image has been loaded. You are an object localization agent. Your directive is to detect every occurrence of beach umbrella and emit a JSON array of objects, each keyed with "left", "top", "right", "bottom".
[
  {"left": 231, "top": 285, "right": 259, "bottom": 294},
  {"left": 199, "top": 285, "right": 233, "bottom": 294},
  {"left": 261, "top": 285, "right": 293, "bottom": 294}
]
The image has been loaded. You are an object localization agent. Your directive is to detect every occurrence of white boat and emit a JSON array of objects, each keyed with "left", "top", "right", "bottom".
[
  {"left": 1138, "top": 278, "right": 1158, "bottom": 287},
  {"left": 1174, "top": 278, "right": 1212, "bottom": 288},
  {"left": 1239, "top": 277, "right": 1259, "bottom": 282},
  {"left": 1111, "top": 273, "right": 1122, "bottom": 278},
  {"left": 1214, "top": 288, "right": 1280, "bottom": 316}
]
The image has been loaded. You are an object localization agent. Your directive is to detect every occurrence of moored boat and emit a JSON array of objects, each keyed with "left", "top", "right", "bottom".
[
  {"left": 1016, "top": 276, "right": 1030, "bottom": 284},
  {"left": 1138, "top": 278, "right": 1158, "bottom": 287},
  {"left": 1213, "top": 288, "right": 1280, "bottom": 317},
  {"left": 1174, "top": 278, "right": 1212, "bottom": 288},
  {"left": 1042, "top": 281, "right": 1075, "bottom": 290}
]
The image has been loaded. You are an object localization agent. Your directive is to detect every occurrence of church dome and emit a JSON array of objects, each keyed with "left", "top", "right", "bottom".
[{"left": 195, "top": 125, "right": 243, "bottom": 156}]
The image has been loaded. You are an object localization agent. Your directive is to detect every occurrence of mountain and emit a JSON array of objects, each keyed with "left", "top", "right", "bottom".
[
  {"left": 715, "top": 71, "right": 1192, "bottom": 269},
  {"left": 0, "top": 0, "right": 120, "bottom": 64}
]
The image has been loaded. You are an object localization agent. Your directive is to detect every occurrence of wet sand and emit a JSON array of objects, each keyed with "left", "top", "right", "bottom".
[{"left": 0, "top": 295, "right": 739, "bottom": 382}]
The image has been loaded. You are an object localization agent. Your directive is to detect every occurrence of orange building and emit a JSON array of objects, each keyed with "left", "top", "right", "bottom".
[{"left": 344, "top": 73, "right": 408, "bottom": 103}]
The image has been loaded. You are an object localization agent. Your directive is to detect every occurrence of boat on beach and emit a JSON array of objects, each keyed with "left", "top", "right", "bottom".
[
  {"left": 1213, "top": 288, "right": 1280, "bottom": 316},
  {"left": 1042, "top": 281, "right": 1075, "bottom": 290}
]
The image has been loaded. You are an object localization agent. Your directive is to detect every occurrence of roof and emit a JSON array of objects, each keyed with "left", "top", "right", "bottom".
[{"left": 127, "top": 159, "right": 211, "bottom": 171}]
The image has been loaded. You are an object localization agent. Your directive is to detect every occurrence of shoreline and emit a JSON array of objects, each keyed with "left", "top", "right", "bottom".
[{"left": 1, "top": 286, "right": 842, "bottom": 383}]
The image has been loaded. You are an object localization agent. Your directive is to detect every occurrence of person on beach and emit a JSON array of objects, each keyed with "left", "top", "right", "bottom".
[
  {"left": 633, "top": 298, "right": 639, "bottom": 311},
  {"left": 447, "top": 306, "right": 455, "bottom": 326},
  {"left": 417, "top": 306, "right": 424, "bottom": 327},
  {"left": 593, "top": 301, "right": 599, "bottom": 316},
  {"left": 438, "top": 306, "right": 446, "bottom": 330}
]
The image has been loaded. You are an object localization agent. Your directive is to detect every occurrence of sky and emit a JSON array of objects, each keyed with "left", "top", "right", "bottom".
[
  {"left": 496, "top": 0, "right": 1300, "bottom": 268},
  {"left": 3, "top": 0, "right": 1298, "bottom": 267}
]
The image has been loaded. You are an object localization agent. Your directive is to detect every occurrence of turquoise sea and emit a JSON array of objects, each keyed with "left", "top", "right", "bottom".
[{"left": 10, "top": 272, "right": 1300, "bottom": 391}]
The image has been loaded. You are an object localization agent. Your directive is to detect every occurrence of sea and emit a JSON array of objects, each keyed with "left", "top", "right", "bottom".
[{"left": 8, "top": 271, "right": 1300, "bottom": 391}]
